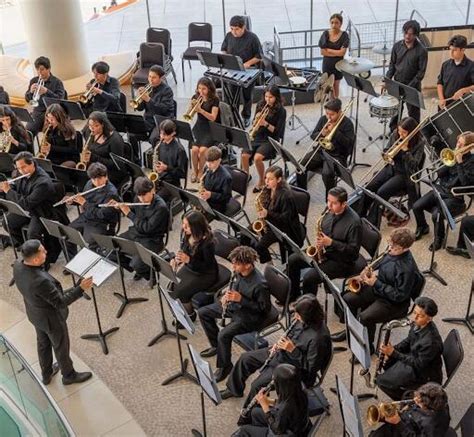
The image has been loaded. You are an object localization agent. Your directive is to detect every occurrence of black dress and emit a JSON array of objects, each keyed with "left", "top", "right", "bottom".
[
  {"left": 318, "top": 30, "right": 350, "bottom": 80},
  {"left": 192, "top": 97, "right": 220, "bottom": 147},
  {"left": 46, "top": 127, "right": 79, "bottom": 165}
]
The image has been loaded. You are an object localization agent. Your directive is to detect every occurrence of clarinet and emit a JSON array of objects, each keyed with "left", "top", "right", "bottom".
[
  {"left": 240, "top": 379, "right": 274, "bottom": 418},
  {"left": 220, "top": 272, "right": 237, "bottom": 327}
]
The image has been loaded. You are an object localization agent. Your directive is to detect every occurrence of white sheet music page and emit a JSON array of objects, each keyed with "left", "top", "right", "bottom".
[
  {"left": 65, "top": 248, "right": 101, "bottom": 277},
  {"left": 86, "top": 258, "right": 117, "bottom": 287}
]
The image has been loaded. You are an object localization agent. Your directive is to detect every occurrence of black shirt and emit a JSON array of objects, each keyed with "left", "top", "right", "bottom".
[
  {"left": 156, "top": 138, "right": 187, "bottom": 186},
  {"left": 46, "top": 127, "right": 79, "bottom": 164},
  {"left": 136, "top": 82, "right": 175, "bottom": 131},
  {"left": 438, "top": 153, "right": 474, "bottom": 196},
  {"left": 386, "top": 39, "right": 428, "bottom": 88},
  {"left": 181, "top": 236, "right": 218, "bottom": 275},
  {"left": 25, "top": 74, "right": 66, "bottom": 113},
  {"left": 0, "top": 125, "right": 30, "bottom": 155},
  {"left": 203, "top": 165, "right": 232, "bottom": 213},
  {"left": 80, "top": 180, "right": 119, "bottom": 228},
  {"left": 127, "top": 194, "right": 169, "bottom": 240},
  {"left": 89, "top": 76, "right": 122, "bottom": 113},
  {"left": 88, "top": 131, "right": 126, "bottom": 185},
  {"left": 221, "top": 30, "right": 262, "bottom": 63},
  {"left": 385, "top": 131, "right": 425, "bottom": 177},
  {"left": 319, "top": 30, "right": 350, "bottom": 72},
  {"left": 309, "top": 115, "right": 355, "bottom": 160},
  {"left": 437, "top": 55, "right": 474, "bottom": 99},
  {"left": 253, "top": 104, "right": 286, "bottom": 143}
]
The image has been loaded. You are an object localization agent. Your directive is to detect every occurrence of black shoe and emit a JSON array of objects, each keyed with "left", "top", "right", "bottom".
[
  {"left": 429, "top": 238, "right": 443, "bottom": 252},
  {"left": 0, "top": 235, "right": 12, "bottom": 250},
  {"left": 62, "top": 371, "right": 93, "bottom": 385},
  {"left": 62, "top": 269, "right": 71, "bottom": 276},
  {"left": 243, "top": 118, "right": 251, "bottom": 128},
  {"left": 446, "top": 246, "right": 470, "bottom": 259},
  {"left": 331, "top": 330, "right": 347, "bottom": 342},
  {"left": 220, "top": 388, "right": 241, "bottom": 400},
  {"left": 214, "top": 365, "right": 233, "bottom": 383},
  {"left": 415, "top": 225, "right": 430, "bottom": 241},
  {"left": 252, "top": 185, "right": 263, "bottom": 194},
  {"left": 133, "top": 273, "right": 143, "bottom": 281},
  {"left": 200, "top": 346, "right": 217, "bottom": 358},
  {"left": 42, "top": 362, "right": 60, "bottom": 385}
]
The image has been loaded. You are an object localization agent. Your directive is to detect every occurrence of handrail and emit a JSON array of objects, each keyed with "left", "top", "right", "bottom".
[{"left": 410, "top": 9, "right": 428, "bottom": 28}]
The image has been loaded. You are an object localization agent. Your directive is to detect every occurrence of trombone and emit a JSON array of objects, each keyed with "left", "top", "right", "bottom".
[
  {"left": 30, "top": 78, "right": 45, "bottom": 107},
  {"left": 183, "top": 96, "right": 203, "bottom": 121},
  {"left": 451, "top": 185, "right": 474, "bottom": 196},
  {"left": 130, "top": 83, "right": 153, "bottom": 109},
  {"left": 80, "top": 80, "right": 99, "bottom": 104}
]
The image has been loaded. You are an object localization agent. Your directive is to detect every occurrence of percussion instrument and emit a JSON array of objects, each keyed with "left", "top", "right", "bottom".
[
  {"left": 336, "top": 57, "right": 375, "bottom": 76},
  {"left": 372, "top": 44, "right": 392, "bottom": 55},
  {"left": 204, "top": 67, "right": 261, "bottom": 88},
  {"left": 369, "top": 95, "right": 400, "bottom": 120}
]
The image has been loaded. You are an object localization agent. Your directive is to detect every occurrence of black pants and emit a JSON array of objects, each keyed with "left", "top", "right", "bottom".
[
  {"left": 457, "top": 215, "right": 474, "bottom": 248},
  {"left": 240, "top": 228, "right": 282, "bottom": 264},
  {"left": 342, "top": 286, "right": 410, "bottom": 347},
  {"left": 235, "top": 407, "right": 269, "bottom": 437},
  {"left": 412, "top": 191, "right": 465, "bottom": 239},
  {"left": 169, "top": 265, "right": 218, "bottom": 304},
  {"left": 198, "top": 302, "right": 258, "bottom": 369},
  {"left": 26, "top": 111, "right": 45, "bottom": 137},
  {"left": 230, "top": 84, "right": 254, "bottom": 120},
  {"left": 35, "top": 320, "right": 74, "bottom": 379},
  {"left": 389, "top": 98, "right": 421, "bottom": 131}
]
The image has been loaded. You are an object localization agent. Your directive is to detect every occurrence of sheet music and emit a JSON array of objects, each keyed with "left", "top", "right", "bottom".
[
  {"left": 85, "top": 258, "right": 117, "bottom": 287},
  {"left": 188, "top": 345, "right": 220, "bottom": 404},
  {"left": 346, "top": 310, "right": 371, "bottom": 370},
  {"left": 65, "top": 248, "right": 101, "bottom": 277}
]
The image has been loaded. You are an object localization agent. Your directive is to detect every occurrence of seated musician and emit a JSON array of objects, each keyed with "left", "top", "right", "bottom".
[
  {"left": 221, "top": 15, "right": 262, "bottom": 128},
  {"left": 340, "top": 228, "right": 422, "bottom": 352},
  {"left": 0, "top": 106, "right": 31, "bottom": 155},
  {"left": 241, "top": 85, "right": 286, "bottom": 192},
  {"left": 233, "top": 364, "right": 312, "bottom": 436},
  {"left": 220, "top": 295, "right": 331, "bottom": 406},
  {"left": 375, "top": 297, "right": 443, "bottom": 401},
  {"left": 447, "top": 214, "right": 474, "bottom": 258},
  {"left": 288, "top": 186, "right": 362, "bottom": 302},
  {"left": 200, "top": 146, "right": 232, "bottom": 213},
  {"left": 198, "top": 246, "right": 273, "bottom": 382},
  {"left": 296, "top": 98, "right": 355, "bottom": 195},
  {"left": 413, "top": 131, "right": 474, "bottom": 251},
  {"left": 152, "top": 119, "right": 187, "bottom": 204},
  {"left": 0, "top": 86, "right": 9, "bottom": 105},
  {"left": 169, "top": 210, "right": 219, "bottom": 320},
  {"left": 83, "top": 61, "right": 122, "bottom": 115},
  {"left": 25, "top": 56, "right": 66, "bottom": 136},
  {"left": 357, "top": 117, "right": 425, "bottom": 227},
  {"left": 370, "top": 382, "right": 450, "bottom": 437},
  {"left": 65, "top": 162, "right": 119, "bottom": 257},
  {"left": 191, "top": 77, "right": 220, "bottom": 183},
  {"left": 42, "top": 104, "right": 79, "bottom": 166},
  {"left": 109, "top": 177, "right": 169, "bottom": 281},
  {"left": 84, "top": 111, "right": 127, "bottom": 187},
  {"left": 0, "top": 152, "right": 67, "bottom": 267},
  {"left": 134, "top": 65, "right": 174, "bottom": 146}
]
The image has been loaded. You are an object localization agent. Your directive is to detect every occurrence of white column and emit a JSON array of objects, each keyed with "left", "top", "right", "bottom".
[{"left": 19, "top": 0, "right": 88, "bottom": 80}]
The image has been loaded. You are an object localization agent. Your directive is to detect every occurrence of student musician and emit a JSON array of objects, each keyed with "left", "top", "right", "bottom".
[
  {"left": 413, "top": 131, "right": 474, "bottom": 251},
  {"left": 357, "top": 117, "right": 425, "bottom": 227},
  {"left": 109, "top": 177, "right": 169, "bottom": 281},
  {"left": 200, "top": 146, "right": 232, "bottom": 213},
  {"left": 376, "top": 297, "right": 443, "bottom": 401},
  {"left": 296, "top": 98, "right": 355, "bottom": 195},
  {"left": 198, "top": 246, "right": 273, "bottom": 382},
  {"left": 446, "top": 214, "right": 474, "bottom": 259},
  {"left": 221, "top": 295, "right": 332, "bottom": 412},
  {"left": 233, "top": 364, "right": 312, "bottom": 436},
  {"left": 241, "top": 85, "right": 286, "bottom": 192},
  {"left": 340, "top": 228, "right": 423, "bottom": 352},
  {"left": 287, "top": 187, "right": 362, "bottom": 302},
  {"left": 25, "top": 56, "right": 66, "bottom": 136},
  {"left": 152, "top": 119, "right": 187, "bottom": 204},
  {"left": 190, "top": 77, "right": 220, "bottom": 183},
  {"left": 319, "top": 13, "right": 350, "bottom": 99},
  {"left": 0, "top": 86, "right": 9, "bottom": 105},
  {"left": 0, "top": 106, "right": 31, "bottom": 156},
  {"left": 169, "top": 210, "right": 219, "bottom": 321},
  {"left": 42, "top": 104, "right": 79, "bottom": 166},
  {"left": 221, "top": 15, "right": 262, "bottom": 127}
]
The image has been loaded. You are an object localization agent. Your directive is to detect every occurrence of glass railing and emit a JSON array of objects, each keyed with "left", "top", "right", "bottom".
[{"left": 0, "top": 335, "right": 74, "bottom": 436}]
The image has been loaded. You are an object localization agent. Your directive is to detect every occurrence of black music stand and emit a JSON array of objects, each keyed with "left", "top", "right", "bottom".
[
  {"left": 322, "top": 151, "right": 356, "bottom": 190},
  {"left": 268, "top": 137, "right": 305, "bottom": 179},
  {"left": 7, "top": 106, "right": 33, "bottom": 124},
  {"left": 91, "top": 234, "right": 148, "bottom": 318},
  {"left": 33, "top": 158, "right": 55, "bottom": 177},
  {"left": 188, "top": 344, "right": 222, "bottom": 437},
  {"left": 210, "top": 122, "right": 249, "bottom": 165},
  {"left": 335, "top": 375, "right": 364, "bottom": 437},
  {"left": 154, "top": 115, "right": 195, "bottom": 143},
  {"left": 384, "top": 77, "right": 425, "bottom": 125},
  {"left": 43, "top": 98, "right": 86, "bottom": 120},
  {"left": 214, "top": 210, "right": 259, "bottom": 247},
  {"left": 110, "top": 153, "right": 144, "bottom": 180},
  {"left": 52, "top": 165, "right": 89, "bottom": 192},
  {"left": 64, "top": 247, "right": 119, "bottom": 355},
  {"left": 0, "top": 153, "right": 15, "bottom": 174},
  {"left": 178, "top": 188, "right": 215, "bottom": 217}
]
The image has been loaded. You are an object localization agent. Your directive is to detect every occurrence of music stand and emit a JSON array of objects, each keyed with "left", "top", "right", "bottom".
[
  {"left": 384, "top": 77, "right": 425, "bottom": 125},
  {"left": 335, "top": 375, "right": 364, "bottom": 437},
  {"left": 178, "top": 188, "right": 215, "bottom": 218},
  {"left": 91, "top": 234, "right": 148, "bottom": 318},
  {"left": 7, "top": 106, "right": 33, "bottom": 124},
  {"left": 154, "top": 115, "right": 195, "bottom": 144},
  {"left": 34, "top": 158, "right": 55, "bottom": 176},
  {"left": 0, "top": 153, "right": 14, "bottom": 175},
  {"left": 210, "top": 122, "right": 251, "bottom": 151},
  {"left": 188, "top": 344, "right": 222, "bottom": 437},
  {"left": 268, "top": 137, "right": 305, "bottom": 179},
  {"left": 42, "top": 98, "right": 86, "bottom": 120},
  {"left": 52, "top": 165, "right": 89, "bottom": 192},
  {"left": 322, "top": 151, "right": 356, "bottom": 190},
  {"left": 214, "top": 210, "right": 259, "bottom": 247},
  {"left": 110, "top": 153, "right": 144, "bottom": 180}
]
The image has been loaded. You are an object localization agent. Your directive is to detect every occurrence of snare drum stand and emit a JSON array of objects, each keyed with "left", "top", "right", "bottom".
[
  {"left": 287, "top": 88, "right": 310, "bottom": 133},
  {"left": 362, "top": 116, "right": 390, "bottom": 153}
]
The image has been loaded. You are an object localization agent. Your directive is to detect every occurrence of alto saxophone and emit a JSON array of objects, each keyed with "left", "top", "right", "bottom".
[
  {"left": 36, "top": 124, "right": 51, "bottom": 159},
  {"left": 0, "top": 128, "right": 13, "bottom": 153},
  {"left": 252, "top": 188, "right": 270, "bottom": 234},
  {"left": 305, "top": 209, "right": 329, "bottom": 262},
  {"left": 76, "top": 134, "right": 92, "bottom": 170},
  {"left": 145, "top": 142, "right": 160, "bottom": 183}
]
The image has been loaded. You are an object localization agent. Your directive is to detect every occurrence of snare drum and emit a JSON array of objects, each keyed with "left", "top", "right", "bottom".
[
  {"left": 289, "top": 76, "right": 307, "bottom": 87},
  {"left": 369, "top": 95, "right": 399, "bottom": 119}
]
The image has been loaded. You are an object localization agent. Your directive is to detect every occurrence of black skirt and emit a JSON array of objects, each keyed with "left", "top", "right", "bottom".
[{"left": 169, "top": 265, "right": 218, "bottom": 303}]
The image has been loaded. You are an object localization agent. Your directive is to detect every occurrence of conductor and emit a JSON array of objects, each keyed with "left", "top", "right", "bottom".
[{"left": 13, "top": 240, "right": 93, "bottom": 386}]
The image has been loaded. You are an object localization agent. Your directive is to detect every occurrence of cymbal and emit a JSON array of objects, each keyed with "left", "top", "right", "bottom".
[
  {"left": 336, "top": 57, "right": 375, "bottom": 74},
  {"left": 314, "top": 73, "right": 335, "bottom": 103},
  {"left": 372, "top": 44, "right": 392, "bottom": 55}
]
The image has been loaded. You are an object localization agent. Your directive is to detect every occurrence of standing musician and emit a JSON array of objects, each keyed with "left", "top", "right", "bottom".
[
  {"left": 241, "top": 85, "right": 286, "bottom": 192},
  {"left": 0, "top": 106, "right": 31, "bottom": 155},
  {"left": 220, "top": 295, "right": 331, "bottom": 408},
  {"left": 221, "top": 15, "right": 262, "bottom": 128},
  {"left": 198, "top": 246, "right": 273, "bottom": 382},
  {"left": 25, "top": 56, "right": 66, "bottom": 136},
  {"left": 108, "top": 177, "right": 169, "bottom": 281},
  {"left": 14, "top": 240, "right": 93, "bottom": 386},
  {"left": 437, "top": 35, "right": 474, "bottom": 109},
  {"left": 318, "top": 13, "right": 350, "bottom": 99},
  {"left": 339, "top": 228, "right": 422, "bottom": 352},
  {"left": 356, "top": 117, "right": 425, "bottom": 227},
  {"left": 446, "top": 214, "right": 474, "bottom": 258},
  {"left": 190, "top": 77, "right": 220, "bottom": 183},
  {"left": 412, "top": 131, "right": 474, "bottom": 251},
  {"left": 375, "top": 297, "right": 443, "bottom": 401},
  {"left": 200, "top": 146, "right": 232, "bottom": 213},
  {"left": 296, "top": 98, "right": 355, "bottom": 195},
  {"left": 233, "top": 364, "right": 312, "bottom": 436},
  {"left": 169, "top": 210, "right": 219, "bottom": 321},
  {"left": 288, "top": 186, "right": 362, "bottom": 302},
  {"left": 42, "top": 104, "right": 79, "bottom": 166},
  {"left": 385, "top": 20, "right": 427, "bottom": 124}
]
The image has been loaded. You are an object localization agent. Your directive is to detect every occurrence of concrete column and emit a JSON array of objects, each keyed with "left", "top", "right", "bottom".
[{"left": 19, "top": 0, "right": 88, "bottom": 80}]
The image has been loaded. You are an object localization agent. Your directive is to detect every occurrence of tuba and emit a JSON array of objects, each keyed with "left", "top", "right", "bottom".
[
  {"left": 36, "top": 124, "right": 51, "bottom": 159},
  {"left": 80, "top": 80, "right": 99, "bottom": 104},
  {"left": 130, "top": 83, "right": 153, "bottom": 109},
  {"left": 0, "top": 129, "right": 13, "bottom": 153},
  {"left": 76, "top": 134, "right": 93, "bottom": 170},
  {"left": 183, "top": 96, "right": 203, "bottom": 121},
  {"left": 305, "top": 209, "right": 329, "bottom": 262},
  {"left": 367, "top": 400, "right": 415, "bottom": 426},
  {"left": 252, "top": 188, "right": 271, "bottom": 233},
  {"left": 249, "top": 103, "right": 270, "bottom": 141}
]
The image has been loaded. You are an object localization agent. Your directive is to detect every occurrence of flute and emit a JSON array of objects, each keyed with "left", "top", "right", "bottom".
[
  {"left": 4, "top": 174, "right": 30, "bottom": 185},
  {"left": 53, "top": 184, "right": 106, "bottom": 207},
  {"left": 98, "top": 202, "right": 151, "bottom": 208}
]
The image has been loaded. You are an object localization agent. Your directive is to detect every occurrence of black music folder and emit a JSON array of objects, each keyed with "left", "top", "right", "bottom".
[{"left": 65, "top": 248, "right": 117, "bottom": 287}]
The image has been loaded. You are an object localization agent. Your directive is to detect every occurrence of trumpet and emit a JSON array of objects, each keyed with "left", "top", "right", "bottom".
[
  {"left": 346, "top": 245, "right": 391, "bottom": 293},
  {"left": 130, "top": 83, "right": 153, "bottom": 109},
  {"left": 367, "top": 399, "right": 415, "bottom": 426},
  {"left": 98, "top": 202, "right": 151, "bottom": 208},
  {"left": 249, "top": 103, "right": 270, "bottom": 140},
  {"left": 53, "top": 184, "right": 106, "bottom": 207},
  {"left": 76, "top": 134, "right": 93, "bottom": 170},
  {"left": 30, "top": 78, "right": 45, "bottom": 107},
  {"left": 451, "top": 185, "right": 474, "bottom": 196},
  {"left": 252, "top": 188, "right": 271, "bottom": 234},
  {"left": 36, "top": 124, "right": 51, "bottom": 159},
  {"left": 183, "top": 96, "right": 203, "bottom": 121},
  {"left": 305, "top": 209, "right": 329, "bottom": 262},
  {"left": 80, "top": 80, "right": 99, "bottom": 104}
]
